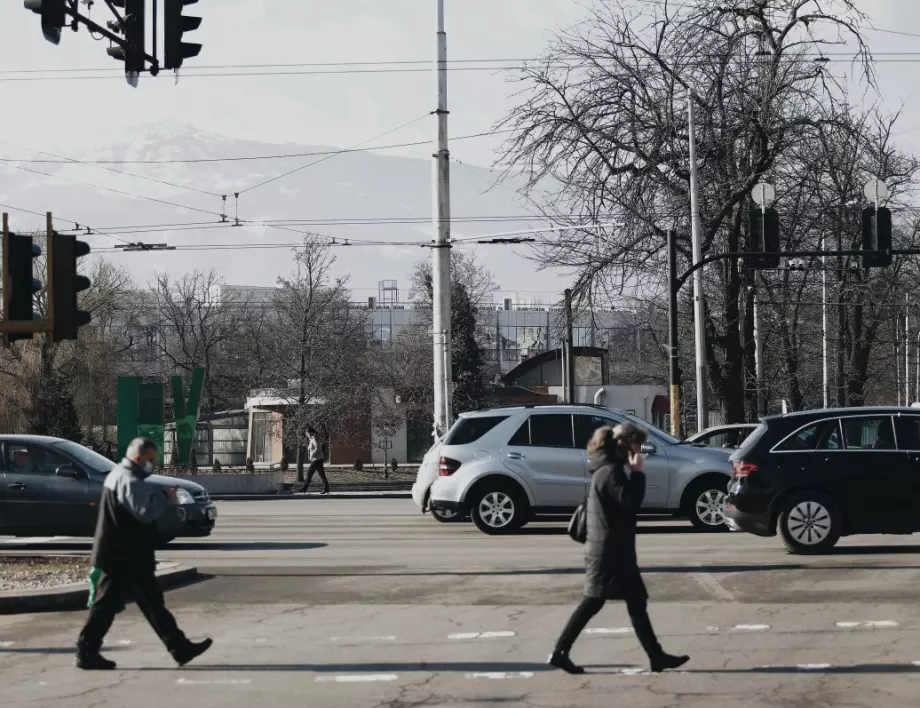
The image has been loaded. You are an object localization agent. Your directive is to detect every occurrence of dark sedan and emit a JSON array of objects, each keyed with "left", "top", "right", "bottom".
[
  {"left": 0, "top": 435, "right": 217, "bottom": 542},
  {"left": 724, "top": 407, "right": 920, "bottom": 554}
]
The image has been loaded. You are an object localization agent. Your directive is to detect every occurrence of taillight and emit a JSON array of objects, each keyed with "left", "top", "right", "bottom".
[
  {"left": 439, "top": 457, "right": 461, "bottom": 476},
  {"left": 732, "top": 461, "right": 757, "bottom": 479}
]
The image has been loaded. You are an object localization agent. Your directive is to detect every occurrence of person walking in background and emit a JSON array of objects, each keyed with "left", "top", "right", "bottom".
[
  {"left": 548, "top": 424, "right": 689, "bottom": 675},
  {"left": 300, "top": 426, "right": 330, "bottom": 495},
  {"left": 75, "top": 437, "right": 212, "bottom": 670}
]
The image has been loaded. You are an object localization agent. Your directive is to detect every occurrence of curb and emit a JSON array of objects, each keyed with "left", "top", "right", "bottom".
[
  {"left": 210, "top": 491, "right": 413, "bottom": 501},
  {"left": 0, "top": 563, "right": 198, "bottom": 615}
]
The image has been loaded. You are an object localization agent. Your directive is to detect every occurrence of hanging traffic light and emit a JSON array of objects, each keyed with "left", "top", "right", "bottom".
[
  {"left": 862, "top": 206, "right": 893, "bottom": 268},
  {"left": 164, "top": 0, "right": 202, "bottom": 70},
  {"left": 748, "top": 206, "right": 780, "bottom": 269},
  {"left": 23, "top": 0, "right": 67, "bottom": 45},
  {"left": 107, "top": 0, "right": 146, "bottom": 77},
  {"left": 2, "top": 215, "right": 43, "bottom": 343},
  {"left": 49, "top": 231, "right": 92, "bottom": 342}
]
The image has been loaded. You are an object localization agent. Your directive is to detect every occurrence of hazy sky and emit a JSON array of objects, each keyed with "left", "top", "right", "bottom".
[{"left": 3, "top": 1, "right": 920, "bottom": 295}]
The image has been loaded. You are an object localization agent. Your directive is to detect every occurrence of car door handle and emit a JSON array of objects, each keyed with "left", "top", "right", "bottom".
[
  {"left": 506, "top": 452, "right": 525, "bottom": 460},
  {"left": 8, "top": 483, "right": 26, "bottom": 490}
]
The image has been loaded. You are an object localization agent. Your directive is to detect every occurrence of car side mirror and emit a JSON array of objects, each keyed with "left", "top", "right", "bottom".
[
  {"left": 55, "top": 465, "right": 84, "bottom": 479},
  {"left": 641, "top": 442, "right": 657, "bottom": 455}
]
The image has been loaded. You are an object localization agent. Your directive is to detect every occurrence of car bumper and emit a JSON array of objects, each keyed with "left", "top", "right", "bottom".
[
  {"left": 159, "top": 503, "right": 217, "bottom": 537},
  {"left": 723, "top": 504, "right": 773, "bottom": 537},
  {"left": 411, "top": 482, "right": 427, "bottom": 510}
]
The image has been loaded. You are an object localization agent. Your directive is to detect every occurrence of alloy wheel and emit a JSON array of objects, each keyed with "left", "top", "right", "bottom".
[
  {"left": 478, "top": 491, "right": 515, "bottom": 529},
  {"left": 695, "top": 489, "right": 726, "bottom": 527},
  {"left": 787, "top": 501, "right": 831, "bottom": 546}
]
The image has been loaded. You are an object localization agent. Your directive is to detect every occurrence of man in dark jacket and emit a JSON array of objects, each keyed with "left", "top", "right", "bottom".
[
  {"left": 75, "top": 437, "right": 212, "bottom": 670},
  {"left": 548, "top": 424, "right": 688, "bottom": 675}
]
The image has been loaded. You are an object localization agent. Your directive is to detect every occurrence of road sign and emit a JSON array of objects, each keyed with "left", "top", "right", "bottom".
[
  {"left": 864, "top": 178, "right": 889, "bottom": 204},
  {"left": 751, "top": 182, "right": 775, "bottom": 208}
]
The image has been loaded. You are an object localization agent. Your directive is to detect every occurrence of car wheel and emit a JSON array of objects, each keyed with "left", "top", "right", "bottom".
[
  {"left": 469, "top": 482, "right": 528, "bottom": 535},
  {"left": 430, "top": 504, "right": 463, "bottom": 523},
  {"left": 684, "top": 477, "right": 730, "bottom": 531},
  {"left": 778, "top": 492, "right": 841, "bottom": 555}
]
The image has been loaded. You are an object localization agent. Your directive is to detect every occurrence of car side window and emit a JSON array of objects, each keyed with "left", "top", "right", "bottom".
[
  {"left": 527, "top": 414, "right": 575, "bottom": 449},
  {"left": 507, "top": 420, "right": 530, "bottom": 446},
  {"left": 7, "top": 443, "right": 73, "bottom": 476},
  {"left": 841, "top": 417, "right": 896, "bottom": 450},
  {"left": 895, "top": 416, "right": 920, "bottom": 450},
  {"left": 777, "top": 421, "right": 841, "bottom": 451},
  {"left": 574, "top": 415, "right": 616, "bottom": 450}
]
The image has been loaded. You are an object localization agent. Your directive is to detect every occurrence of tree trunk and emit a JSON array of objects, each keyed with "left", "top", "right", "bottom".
[{"left": 296, "top": 349, "right": 306, "bottom": 483}]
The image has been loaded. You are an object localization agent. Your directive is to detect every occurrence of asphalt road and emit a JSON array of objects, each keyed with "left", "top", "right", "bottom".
[{"left": 2, "top": 498, "right": 920, "bottom": 708}]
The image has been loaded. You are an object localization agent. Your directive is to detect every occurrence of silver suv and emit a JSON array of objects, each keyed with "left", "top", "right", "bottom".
[{"left": 428, "top": 404, "right": 733, "bottom": 535}]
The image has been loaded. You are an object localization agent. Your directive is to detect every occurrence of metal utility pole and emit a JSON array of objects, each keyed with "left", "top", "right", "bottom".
[
  {"left": 752, "top": 275, "right": 765, "bottom": 417},
  {"left": 431, "top": 0, "right": 453, "bottom": 436},
  {"left": 688, "top": 94, "right": 709, "bottom": 431},
  {"left": 906, "top": 295, "right": 911, "bottom": 405},
  {"left": 821, "top": 235, "right": 829, "bottom": 409},
  {"left": 666, "top": 230, "right": 682, "bottom": 437},
  {"left": 564, "top": 289, "right": 575, "bottom": 403}
]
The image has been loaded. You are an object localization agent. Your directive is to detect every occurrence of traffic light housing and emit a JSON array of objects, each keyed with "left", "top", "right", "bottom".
[
  {"left": 49, "top": 232, "right": 92, "bottom": 342},
  {"left": 164, "top": 0, "right": 202, "bottom": 70},
  {"left": 23, "top": 0, "right": 67, "bottom": 45},
  {"left": 862, "top": 206, "right": 893, "bottom": 268},
  {"left": 107, "top": 0, "right": 146, "bottom": 75},
  {"left": 748, "top": 206, "right": 780, "bottom": 269},
  {"left": 2, "top": 221, "right": 43, "bottom": 343}
]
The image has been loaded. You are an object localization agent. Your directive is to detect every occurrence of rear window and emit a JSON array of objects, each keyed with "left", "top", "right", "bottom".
[
  {"left": 443, "top": 416, "right": 508, "bottom": 446},
  {"left": 734, "top": 423, "right": 767, "bottom": 457}
]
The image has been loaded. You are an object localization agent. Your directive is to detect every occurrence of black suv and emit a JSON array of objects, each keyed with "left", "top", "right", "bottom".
[{"left": 724, "top": 407, "right": 920, "bottom": 554}]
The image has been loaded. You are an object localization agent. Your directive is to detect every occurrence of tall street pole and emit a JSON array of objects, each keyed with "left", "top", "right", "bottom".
[
  {"left": 906, "top": 295, "right": 911, "bottom": 405},
  {"left": 688, "top": 94, "right": 709, "bottom": 430},
  {"left": 822, "top": 234, "right": 829, "bottom": 409},
  {"left": 432, "top": 0, "right": 453, "bottom": 437},
  {"left": 564, "top": 288, "right": 575, "bottom": 402},
  {"left": 753, "top": 271, "right": 765, "bottom": 417},
  {"left": 667, "top": 230, "right": 682, "bottom": 437}
]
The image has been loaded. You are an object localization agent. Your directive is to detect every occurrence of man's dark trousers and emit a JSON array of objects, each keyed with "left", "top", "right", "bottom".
[{"left": 78, "top": 569, "right": 187, "bottom": 655}]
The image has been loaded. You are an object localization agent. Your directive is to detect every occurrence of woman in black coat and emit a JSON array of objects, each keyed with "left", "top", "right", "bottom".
[{"left": 548, "top": 423, "right": 689, "bottom": 674}]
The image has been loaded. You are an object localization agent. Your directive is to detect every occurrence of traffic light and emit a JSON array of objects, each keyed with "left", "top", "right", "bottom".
[
  {"left": 107, "top": 0, "right": 146, "bottom": 76},
  {"left": 49, "top": 232, "right": 92, "bottom": 342},
  {"left": 862, "top": 206, "right": 893, "bottom": 268},
  {"left": 748, "top": 206, "right": 780, "bottom": 269},
  {"left": 164, "top": 0, "right": 202, "bottom": 70},
  {"left": 23, "top": 0, "right": 67, "bottom": 45},
  {"left": 2, "top": 220, "right": 43, "bottom": 343}
]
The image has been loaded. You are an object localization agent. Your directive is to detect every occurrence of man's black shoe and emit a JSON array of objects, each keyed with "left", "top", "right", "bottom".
[
  {"left": 74, "top": 653, "right": 117, "bottom": 670},
  {"left": 547, "top": 651, "right": 585, "bottom": 675},
  {"left": 650, "top": 653, "right": 689, "bottom": 673},
  {"left": 173, "top": 638, "right": 213, "bottom": 667}
]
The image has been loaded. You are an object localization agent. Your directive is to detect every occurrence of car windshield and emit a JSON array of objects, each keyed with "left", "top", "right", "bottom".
[
  {"left": 619, "top": 412, "right": 680, "bottom": 445},
  {"left": 49, "top": 440, "right": 117, "bottom": 475}
]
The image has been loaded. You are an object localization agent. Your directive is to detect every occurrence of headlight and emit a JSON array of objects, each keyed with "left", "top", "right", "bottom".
[{"left": 174, "top": 488, "right": 195, "bottom": 505}]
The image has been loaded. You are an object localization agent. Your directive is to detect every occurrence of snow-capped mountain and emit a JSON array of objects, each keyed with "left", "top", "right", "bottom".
[{"left": 0, "top": 122, "right": 564, "bottom": 297}]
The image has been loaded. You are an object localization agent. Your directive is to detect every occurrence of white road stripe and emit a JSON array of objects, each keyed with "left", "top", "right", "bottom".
[
  {"left": 0, "top": 641, "right": 14, "bottom": 648},
  {"left": 315, "top": 674, "right": 399, "bottom": 683},
  {"left": 836, "top": 621, "right": 899, "bottom": 629},
  {"left": 912, "top": 661, "right": 920, "bottom": 667},
  {"left": 448, "top": 631, "right": 515, "bottom": 640},
  {"left": 797, "top": 664, "right": 831, "bottom": 671},
  {"left": 467, "top": 672, "right": 534, "bottom": 680},
  {"left": 176, "top": 678, "right": 252, "bottom": 685},
  {"left": 586, "top": 627, "right": 632, "bottom": 635},
  {"left": 733, "top": 624, "right": 770, "bottom": 631},
  {"left": 690, "top": 572, "right": 735, "bottom": 601}
]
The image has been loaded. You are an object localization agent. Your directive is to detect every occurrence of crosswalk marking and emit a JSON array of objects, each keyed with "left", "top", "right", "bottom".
[{"left": 316, "top": 674, "right": 399, "bottom": 683}]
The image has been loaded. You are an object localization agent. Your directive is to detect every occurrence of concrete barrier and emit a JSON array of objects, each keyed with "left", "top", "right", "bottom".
[{"left": 184, "top": 472, "right": 284, "bottom": 495}]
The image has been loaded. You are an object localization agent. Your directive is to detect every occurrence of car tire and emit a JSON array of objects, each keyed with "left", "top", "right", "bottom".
[
  {"left": 469, "top": 481, "right": 528, "bottom": 535},
  {"left": 683, "top": 477, "right": 730, "bottom": 532},
  {"left": 430, "top": 504, "right": 463, "bottom": 523},
  {"left": 778, "top": 491, "right": 841, "bottom": 555}
]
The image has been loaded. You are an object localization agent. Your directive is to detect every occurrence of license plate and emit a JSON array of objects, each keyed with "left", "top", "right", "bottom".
[{"left": 207, "top": 508, "right": 217, "bottom": 520}]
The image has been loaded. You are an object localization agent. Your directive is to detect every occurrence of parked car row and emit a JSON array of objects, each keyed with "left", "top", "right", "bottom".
[
  {"left": 0, "top": 435, "right": 217, "bottom": 542},
  {"left": 415, "top": 404, "right": 920, "bottom": 555}
]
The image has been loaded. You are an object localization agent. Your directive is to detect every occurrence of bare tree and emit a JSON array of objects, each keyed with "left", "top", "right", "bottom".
[{"left": 498, "top": 0, "right": 875, "bottom": 422}]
